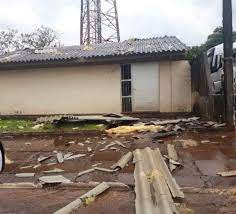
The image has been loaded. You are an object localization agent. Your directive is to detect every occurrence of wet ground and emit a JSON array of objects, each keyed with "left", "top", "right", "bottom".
[{"left": 1, "top": 128, "right": 236, "bottom": 213}]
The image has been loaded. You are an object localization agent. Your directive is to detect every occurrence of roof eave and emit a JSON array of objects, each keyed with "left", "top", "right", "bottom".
[{"left": 0, "top": 51, "right": 187, "bottom": 71}]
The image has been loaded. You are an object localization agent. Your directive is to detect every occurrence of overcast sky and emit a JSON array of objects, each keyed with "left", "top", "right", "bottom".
[{"left": 0, "top": 0, "right": 235, "bottom": 46}]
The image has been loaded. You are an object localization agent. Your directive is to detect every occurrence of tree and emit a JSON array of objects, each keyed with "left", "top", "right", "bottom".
[
  {"left": 0, "top": 29, "right": 22, "bottom": 54},
  {"left": 21, "top": 26, "right": 60, "bottom": 49},
  {"left": 0, "top": 26, "right": 60, "bottom": 55},
  {"left": 187, "top": 26, "right": 236, "bottom": 63},
  {"left": 203, "top": 26, "right": 236, "bottom": 50},
  {"left": 186, "top": 46, "right": 204, "bottom": 64}
]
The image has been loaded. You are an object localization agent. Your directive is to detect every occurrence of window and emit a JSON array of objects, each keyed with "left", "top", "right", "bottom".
[
  {"left": 219, "top": 55, "right": 223, "bottom": 69},
  {"left": 121, "top": 64, "right": 131, "bottom": 80},
  {"left": 121, "top": 64, "right": 132, "bottom": 112}
]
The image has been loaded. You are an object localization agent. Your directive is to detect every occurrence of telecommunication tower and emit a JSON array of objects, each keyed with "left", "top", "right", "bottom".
[{"left": 80, "top": 0, "right": 120, "bottom": 45}]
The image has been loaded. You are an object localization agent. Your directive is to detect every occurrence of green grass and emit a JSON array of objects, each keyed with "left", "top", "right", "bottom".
[{"left": 0, "top": 119, "right": 105, "bottom": 133}]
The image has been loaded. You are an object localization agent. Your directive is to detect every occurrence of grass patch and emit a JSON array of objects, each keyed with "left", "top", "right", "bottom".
[{"left": 0, "top": 119, "right": 106, "bottom": 133}]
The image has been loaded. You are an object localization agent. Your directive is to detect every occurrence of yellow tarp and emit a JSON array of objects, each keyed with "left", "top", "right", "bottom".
[{"left": 106, "top": 124, "right": 164, "bottom": 135}]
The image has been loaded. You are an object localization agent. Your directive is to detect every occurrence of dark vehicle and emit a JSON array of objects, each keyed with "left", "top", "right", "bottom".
[{"left": 0, "top": 141, "right": 5, "bottom": 172}]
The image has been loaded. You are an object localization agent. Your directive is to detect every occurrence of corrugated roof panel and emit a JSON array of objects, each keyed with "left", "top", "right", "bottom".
[
  {"left": 134, "top": 147, "right": 184, "bottom": 214},
  {"left": 0, "top": 36, "right": 187, "bottom": 64}
]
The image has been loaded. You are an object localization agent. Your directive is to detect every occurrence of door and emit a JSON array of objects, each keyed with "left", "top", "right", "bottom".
[{"left": 132, "top": 62, "right": 159, "bottom": 111}]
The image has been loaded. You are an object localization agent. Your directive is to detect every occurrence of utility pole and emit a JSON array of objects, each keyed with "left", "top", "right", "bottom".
[{"left": 223, "top": 0, "right": 235, "bottom": 128}]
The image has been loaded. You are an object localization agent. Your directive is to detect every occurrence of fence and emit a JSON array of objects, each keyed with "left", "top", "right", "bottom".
[{"left": 191, "top": 53, "right": 225, "bottom": 121}]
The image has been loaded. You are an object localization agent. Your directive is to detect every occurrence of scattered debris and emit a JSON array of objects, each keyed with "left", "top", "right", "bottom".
[
  {"left": 110, "top": 147, "right": 119, "bottom": 151},
  {"left": 39, "top": 175, "right": 71, "bottom": 184},
  {"left": 65, "top": 154, "right": 86, "bottom": 161},
  {"left": 201, "top": 140, "right": 210, "bottom": 144},
  {"left": 217, "top": 170, "right": 236, "bottom": 177},
  {"left": 20, "top": 166, "right": 32, "bottom": 170},
  {"left": 18, "top": 126, "right": 24, "bottom": 129},
  {"left": 47, "top": 163, "right": 57, "bottom": 166},
  {"left": 59, "top": 182, "right": 129, "bottom": 191},
  {"left": 77, "top": 168, "right": 95, "bottom": 178},
  {"left": 43, "top": 168, "right": 65, "bottom": 174},
  {"left": 152, "top": 131, "right": 177, "bottom": 140},
  {"left": 111, "top": 152, "right": 133, "bottom": 170},
  {"left": 15, "top": 173, "right": 35, "bottom": 178},
  {"left": 38, "top": 155, "right": 52, "bottom": 163},
  {"left": 96, "top": 124, "right": 105, "bottom": 128},
  {"left": 32, "top": 124, "right": 44, "bottom": 130},
  {"left": 64, "top": 152, "right": 74, "bottom": 160},
  {"left": 93, "top": 167, "right": 117, "bottom": 173},
  {"left": 87, "top": 147, "right": 93, "bottom": 153},
  {"left": 76, "top": 166, "right": 117, "bottom": 179},
  {"left": 167, "top": 144, "right": 179, "bottom": 172},
  {"left": 37, "top": 115, "right": 139, "bottom": 125},
  {"left": 67, "top": 141, "right": 75, "bottom": 145},
  {"left": 106, "top": 124, "right": 164, "bottom": 135},
  {"left": 115, "top": 140, "right": 127, "bottom": 148},
  {"left": 33, "top": 164, "right": 41, "bottom": 169},
  {"left": 176, "top": 139, "right": 198, "bottom": 148},
  {"left": 53, "top": 182, "right": 110, "bottom": 214},
  {"left": 99, "top": 142, "right": 117, "bottom": 152},
  {"left": 99, "top": 141, "right": 106, "bottom": 145},
  {"left": 163, "top": 155, "right": 182, "bottom": 167},
  {"left": 56, "top": 152, "right": 64, "bottom": 163},
  {"left": 0, "top": 183, "right": 42, "bottom": 189},
  {"left": 78, "top": 143, "right": 84, "bottom": 147},
  {"left": 92, "top": 163, "right": 102, "bottom": 167},
  {"left": 5, "top": 155, "right": 14, "bottom": 164},
  {"left": 133, "top": 147, "right": 184, "bottom": 214},
  {"left": 99, "top": 141, "right": 127, "bottom": 152},
  {"left": 213, "top": 123, "right": 226, "bottom": 128}
]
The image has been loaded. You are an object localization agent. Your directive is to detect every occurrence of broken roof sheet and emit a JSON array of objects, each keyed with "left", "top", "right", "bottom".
[
  {"left": 0, "top": 36, "right": 187, "bottom": 64},
  {"left": 133, "top": 147, "right": 184, "bottom": 214}
]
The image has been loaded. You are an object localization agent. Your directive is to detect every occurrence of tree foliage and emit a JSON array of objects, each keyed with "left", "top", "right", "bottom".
[
  {"left": 187, "top": 26, "right": 236, "bottom": 63},
  {"left": 204, "top": 27, "right": 236, "bottom": 50},
  {"left": 0, "top": 26, "right": 60, "bottom": 55}
]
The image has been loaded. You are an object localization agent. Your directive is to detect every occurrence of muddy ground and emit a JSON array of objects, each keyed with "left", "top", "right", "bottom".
[{"left": 1, "top": 128, "right": 236, "bottom": 214}]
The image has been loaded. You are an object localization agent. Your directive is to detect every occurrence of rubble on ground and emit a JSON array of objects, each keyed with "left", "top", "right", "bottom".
[
  {"left": 36, "top": 114, "right": 139, "bottom": 125},
  {"left": 1, "top": 116, "right": 232, "bottom": 213}
]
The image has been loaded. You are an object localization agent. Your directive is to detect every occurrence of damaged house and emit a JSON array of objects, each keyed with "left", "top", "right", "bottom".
[{"left": 0, "top": 36, "right": 191, "bottom": 115}]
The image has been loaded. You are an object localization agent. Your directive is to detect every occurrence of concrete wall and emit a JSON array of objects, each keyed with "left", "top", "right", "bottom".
[
  {"left": 0, "top": 60, "right": 191, "bottom": 115},
  {"left": 159, "top": 60, "right": 192, "bottom": 112},
  {"left": 0, "top": 65, "right": 121, "bottom": 115},
  {"left": 132, "top": 62, "right": 160, "bottom": 112}
]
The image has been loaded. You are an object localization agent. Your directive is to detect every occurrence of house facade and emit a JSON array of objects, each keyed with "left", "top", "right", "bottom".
[{"left": 0, "top": 36, "right": 191, "bottom": 115}]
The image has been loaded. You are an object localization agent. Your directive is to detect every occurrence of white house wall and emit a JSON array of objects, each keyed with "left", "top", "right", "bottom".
[
  {"left": 132, "top": 62, "right": 160, "bottom": 112},
  {"left": 159, "top": 60, "right": 191, "bottom": 112},
  {"left": 0, "top": 65, "right": 121, "bottom": 115},
  {"left": 0, "top": 60, "right": 191, "bottom": 115}
]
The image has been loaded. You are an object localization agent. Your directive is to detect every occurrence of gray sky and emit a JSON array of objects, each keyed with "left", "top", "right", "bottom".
[{"left": 0, "top": 0, "right": 235, "bottom": 46}]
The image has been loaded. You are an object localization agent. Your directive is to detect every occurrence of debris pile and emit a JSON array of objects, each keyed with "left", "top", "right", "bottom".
[
  {"left": 36, "top": 114, "right": 139, "bottom": 125},
  {"left": 133, "top": 147, "right": 184, "bottom": 214},
  {"left": 106, "top": 117, "right": 226, "bottom": 136},
  {"left": 106, "top": 124, "right": 164, "bottom": 135}
]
